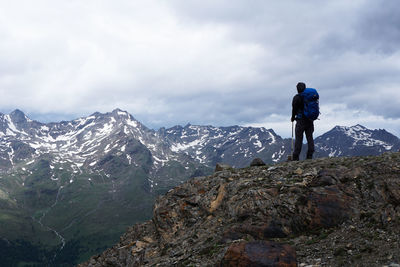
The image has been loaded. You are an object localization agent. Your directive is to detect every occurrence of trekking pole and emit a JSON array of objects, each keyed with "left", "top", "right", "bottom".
[
  {"left": 291, "top": 121, "right": 294, "bottom": 155},
  {"left": 287, "top": 121, "right": 294, "bottom": 161}
]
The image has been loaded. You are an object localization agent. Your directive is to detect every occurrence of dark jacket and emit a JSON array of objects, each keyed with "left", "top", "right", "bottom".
[{"left": 291, "top": 94, "right": 304, "bottom": 121}]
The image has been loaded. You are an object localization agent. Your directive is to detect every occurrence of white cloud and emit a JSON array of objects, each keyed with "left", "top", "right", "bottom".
[{"left": 0, "top": 1, "right": 264, "bottom": 112}]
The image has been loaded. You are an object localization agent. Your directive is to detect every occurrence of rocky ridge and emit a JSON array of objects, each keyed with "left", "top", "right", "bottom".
[{"left": 79, "top": 152, "right": 400, "bottom": 267}]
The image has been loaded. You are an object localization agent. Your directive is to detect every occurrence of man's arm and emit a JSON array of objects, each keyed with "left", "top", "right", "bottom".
[{"left": 291, "top": 94, "right": 301, "bottom": 121}]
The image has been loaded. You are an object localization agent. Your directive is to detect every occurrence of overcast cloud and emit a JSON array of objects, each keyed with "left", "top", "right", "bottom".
[{"left": 0, "top": 0, "right": 399, "bottom": 137}]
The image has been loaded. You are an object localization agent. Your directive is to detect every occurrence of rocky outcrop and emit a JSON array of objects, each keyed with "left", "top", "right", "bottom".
[{"left": 78, "top": 153, "right": 400, "bottom": 267}]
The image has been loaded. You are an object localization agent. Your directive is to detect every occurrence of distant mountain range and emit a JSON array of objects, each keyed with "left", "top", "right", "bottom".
[
  {"left": 2, "top": 109, "right": 398, "bottom": 172},
  {"left": 1, "top": 108, "right": 399, "bottom": 266}
]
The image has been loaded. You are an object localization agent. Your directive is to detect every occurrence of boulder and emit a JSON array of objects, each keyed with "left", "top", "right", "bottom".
[
  {"left": 250, "top": 158, "right": 266, "bottom": 167},
  {"left": 221, "top": 241, "right": 297, "bottom": 267}
]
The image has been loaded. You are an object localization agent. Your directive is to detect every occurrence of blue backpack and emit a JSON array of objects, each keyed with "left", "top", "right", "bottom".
[{"left": 301, "top": 88, "right": 319, "bottom": 120}]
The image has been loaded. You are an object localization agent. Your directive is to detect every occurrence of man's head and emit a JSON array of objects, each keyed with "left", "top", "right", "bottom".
[{"left": 297, "top": 82, "right": 306, "bottom": 93}]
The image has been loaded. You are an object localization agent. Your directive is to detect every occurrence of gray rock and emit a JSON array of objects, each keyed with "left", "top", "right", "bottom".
[{"left": 250, "top": 157, "right": 266, "bottom": 167}]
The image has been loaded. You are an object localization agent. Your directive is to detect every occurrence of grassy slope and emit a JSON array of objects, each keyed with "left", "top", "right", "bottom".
[{"left": 0, "top": 157, "right": 155, "bottom": 266}]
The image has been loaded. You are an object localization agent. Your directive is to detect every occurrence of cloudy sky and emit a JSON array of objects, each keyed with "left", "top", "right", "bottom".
[{"left": 1, "top": 0, "right": 399, "bottom": 137}]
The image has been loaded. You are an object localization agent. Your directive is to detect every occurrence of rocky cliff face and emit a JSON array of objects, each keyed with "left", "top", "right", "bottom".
[{"left": 79, "top": 152, "right": 400, "bottom": 267}]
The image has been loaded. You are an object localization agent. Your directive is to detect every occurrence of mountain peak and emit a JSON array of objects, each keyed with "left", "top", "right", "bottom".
[
  {"left": 88, "top": 109, "right": 137, "bottom": 123},
  {"left": 351, "top": 124, "right": 368, "bottom": 131},
  {"left": 9, "top": 109, "right": 30, "bottom": 124},
  {"left": 332, "top": 124, "right": 368, "bottom": 132},
  {"left": 109, "top": 108, "right": 138, "bottom": 122},
  {"left": 10, "top": 108, "right": 25, "bottom": 116},
  {"left": 111, "top": 108, "right": 129, "bottom": 116}
]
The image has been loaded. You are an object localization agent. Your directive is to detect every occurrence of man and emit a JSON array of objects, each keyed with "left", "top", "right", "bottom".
[{"left": 291, "top": 82, "right": 315, "bottom": 160}]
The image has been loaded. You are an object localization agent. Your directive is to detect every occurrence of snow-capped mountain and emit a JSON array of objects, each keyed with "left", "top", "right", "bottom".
[
  {"left": 0, "top": 109, "right": 291, "bottom": 175},
  {"left": 0, "top": 109, "right": 149, "bottom": 169},
  {"left": 1, "top": 110, "right": 180, "bottom": 164},
  {"left": 315, "top": 124, "right": 400, "bottom": 157},
  {"left": 159, "top": 124, "right": 290, "bottom": 167}
]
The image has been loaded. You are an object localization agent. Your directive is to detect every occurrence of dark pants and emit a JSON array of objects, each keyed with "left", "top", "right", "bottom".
[{"left": 293, "top": 119, "right": 314, "bottom": 160}]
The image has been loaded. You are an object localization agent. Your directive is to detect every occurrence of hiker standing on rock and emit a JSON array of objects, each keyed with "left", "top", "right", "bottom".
[{"left": 291, "top": 82, "right": 319, "bottom": 161}]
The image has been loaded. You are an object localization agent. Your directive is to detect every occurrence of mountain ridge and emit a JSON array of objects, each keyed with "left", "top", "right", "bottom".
[{"left": 1, "top": 108, "right": 399, "bottom": 172}]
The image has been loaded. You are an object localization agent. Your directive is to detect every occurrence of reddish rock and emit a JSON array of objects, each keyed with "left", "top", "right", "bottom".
[
  {"left": 307, "top": 186, "right": 353, "bottom": 229},
  {"left": 221, "top": 241, "right": 297, "bottom": 267}
]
